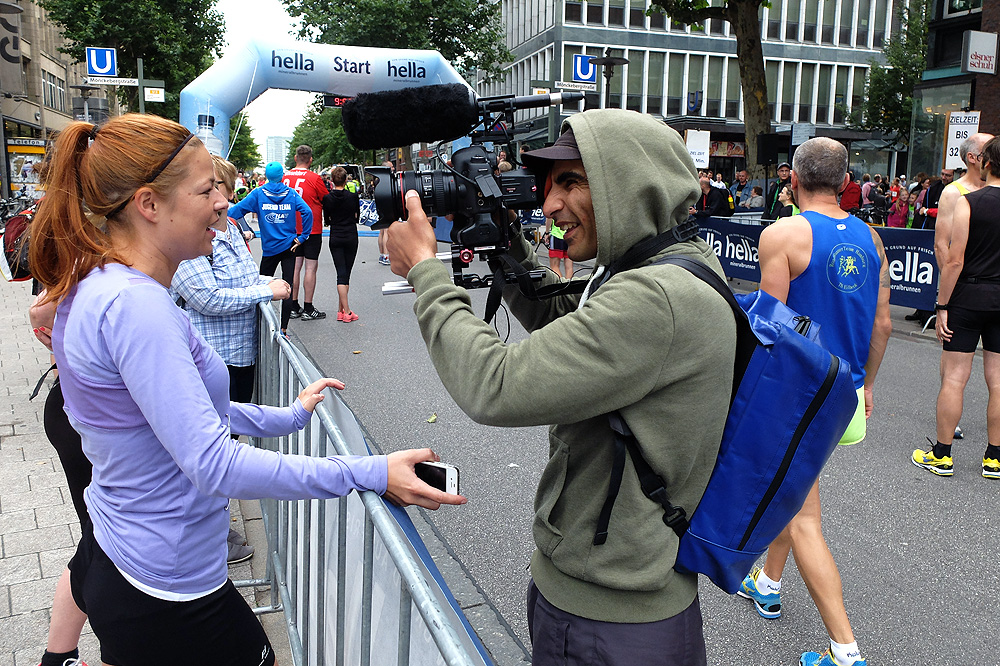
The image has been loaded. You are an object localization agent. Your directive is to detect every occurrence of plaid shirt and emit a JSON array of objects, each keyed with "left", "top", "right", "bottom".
[{"left": 170, "top": 221, "right": 274, "bottom": 367}]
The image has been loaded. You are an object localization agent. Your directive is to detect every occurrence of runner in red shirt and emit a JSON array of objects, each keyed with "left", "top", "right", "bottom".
[{"left": 283, "top": 144, "right": 330, "bottom": 320}]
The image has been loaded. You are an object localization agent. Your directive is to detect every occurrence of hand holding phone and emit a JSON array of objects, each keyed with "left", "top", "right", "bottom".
[
  {"left": 415, "top": 461, "right": 460, "bottom": 495},
  {"left": 384, "top": 449, "right": 466, "bottom": 509}
]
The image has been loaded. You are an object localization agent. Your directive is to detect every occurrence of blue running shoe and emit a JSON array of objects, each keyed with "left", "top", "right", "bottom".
[
  {"left": 736, "top": 566, "right": 781, "bottom": 618},
  {"left": 800, "top": 649, "right": 867, "bottom": 666}
]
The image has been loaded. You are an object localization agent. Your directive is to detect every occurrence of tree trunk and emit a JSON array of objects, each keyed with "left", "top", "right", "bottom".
[{"left": 729, "top": 0, "right": 771, "bottom": 183}]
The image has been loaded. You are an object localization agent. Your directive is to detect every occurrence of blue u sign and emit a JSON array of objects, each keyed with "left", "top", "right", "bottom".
[
  {"left": 572, "top": 54, "right": 597, "bottom": 83},
  {"left": 86, "top": 47, "right": 117, "bottom": 77}
]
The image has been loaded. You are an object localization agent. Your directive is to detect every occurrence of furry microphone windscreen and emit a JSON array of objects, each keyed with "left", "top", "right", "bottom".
[{"left": 341, "top": 84, "right": 480, "bottom": 150}]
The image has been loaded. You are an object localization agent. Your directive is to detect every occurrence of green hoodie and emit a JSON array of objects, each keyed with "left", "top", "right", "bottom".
[{"left": 407, "top": 109, "right": 736, "bottom": 624}]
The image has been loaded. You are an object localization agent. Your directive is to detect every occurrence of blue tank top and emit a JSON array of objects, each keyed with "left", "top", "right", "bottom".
[{"left": 785, "top": 211, "right": 879, "bottom": 389}]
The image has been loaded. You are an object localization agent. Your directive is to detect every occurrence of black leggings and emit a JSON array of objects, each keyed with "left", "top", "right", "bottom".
[
  {"left": 43, "top": 380, "right": 92, "bottom": 527},
  {"left": 227, "top": 365, "right": 255, "bottom": 439},
  {"left": 259, "top": 249, "right": 296, "bottom": 329},
  {"left": 329, "top": 239, "right": 358, "bottom": 286},
  {"left": 69, "top": 522, "right": 275, "bottom": 666}
]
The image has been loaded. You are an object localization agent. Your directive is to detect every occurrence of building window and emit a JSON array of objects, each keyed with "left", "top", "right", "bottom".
[
  {"left": 630, "top": 0, "right": 646, "bottom": 28},
  {"left": 565, "top": 0, "right": 583, "bottom": 22},
  {"left": 833, "top": 66, "right": 849, "bottom": 123},
  {"left": 804, "top": 0, "right": 819, "bottom": 41},
  {"left": 647, "top": 51, "right": 664, "bottom": 115},
  {"left": 707, "top": 56, "right": 723, "bottom": 116},
  {"left": 42, "top": 72, "right": 66, "bottom": 113},
  {"left": 839, "top": 0, "right": 854, "bottom": 46},
  {"left": 587, "top": 0, "right": 604, "bottom": 24},
  {"left": 666, "top": 53, "right": 684, "bottom": 114},
  {"left": 765, "top": 60, "right": 779, "bottom": 120},
  {"left": 768, "top": 0, "right": 783, "bottom": 39},
  {"left": 786, "top": 0, "right": 801, "bottom": 40},
  {"left": 943, "top": 0, "right": 981, "bottom": 18},
  {"left": 649, "top": 7, "right": 665, "bottom": 29},
  {"left": 687, "top": 55, "right": 704, "bottom": 115},
  {"left": 821, "top": 0, "right": 837, "bottom": 44},
  {"left": 726, "top": 58, "right": 741, "bottom": 118},
  {"left": 627, "top": 50, "right": 644, "bottom": 111},
  {"left": 608, "top": 0, "right": 626, "bottom": 26},
  {"left": 873, "top": 0, "right": 888, "bottom": 47},
  {"left": 816, "top": 64, "right": 833, "bottom": 123},
  {"left": 857, "top": 0, "right": 871, "bottom": 47},
  {"left": 798, "top": 63, "right": 815, "bottom": 121},
  {"left": 781, "top": 62, "right": 797, "bottom": 121}
]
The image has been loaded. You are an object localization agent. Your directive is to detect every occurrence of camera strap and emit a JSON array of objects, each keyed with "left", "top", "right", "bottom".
[{"left": 482, "top": 218, "right": 701, "bottom": 324}]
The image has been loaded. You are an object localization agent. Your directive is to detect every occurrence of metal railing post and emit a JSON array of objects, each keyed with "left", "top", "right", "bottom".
[{"left": 252, "top": 303, "right": 485, "bottom": 666}]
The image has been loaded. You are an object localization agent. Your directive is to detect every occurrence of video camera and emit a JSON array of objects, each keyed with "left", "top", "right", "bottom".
[{"left": 342, "top": 84, "right": 583, "bottom": 291}]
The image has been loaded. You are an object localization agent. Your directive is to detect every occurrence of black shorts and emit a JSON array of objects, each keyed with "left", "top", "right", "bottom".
[
  {"left": 294, "top": 233, "right": 322, "bottom": 260},
  {"left": 943, "top": 305, "right": 1000, "bottom": 353},
  {"left": 69, "top": 523, "right": 275, "bottom": 666}
]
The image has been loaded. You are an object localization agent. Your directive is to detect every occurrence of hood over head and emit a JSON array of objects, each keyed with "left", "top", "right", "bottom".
[{"left": 526, "top": 110, "right": 700, "bottom": 267}]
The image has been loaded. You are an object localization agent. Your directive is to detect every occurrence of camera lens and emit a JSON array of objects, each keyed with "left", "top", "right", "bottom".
[{"left": 369, "top": 167, "right": 460, "bottom": 228}]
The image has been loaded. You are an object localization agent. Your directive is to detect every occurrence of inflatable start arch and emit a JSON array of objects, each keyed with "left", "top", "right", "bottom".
[{"left": 179, "top": 39, "right": 470, "bottom": 153}]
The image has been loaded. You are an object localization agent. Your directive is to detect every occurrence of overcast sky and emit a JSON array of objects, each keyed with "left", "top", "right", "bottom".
[{"left": 215, "top": 0, "right": 315, "bottom": 151}]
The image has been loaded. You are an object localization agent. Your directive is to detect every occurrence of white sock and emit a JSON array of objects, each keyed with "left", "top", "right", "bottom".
[
  {"left": 830, "top": 639, "right": 862, "bottom": 665},
  {"left": 755, "top": 569, "right": 781, "bottom": 594}
]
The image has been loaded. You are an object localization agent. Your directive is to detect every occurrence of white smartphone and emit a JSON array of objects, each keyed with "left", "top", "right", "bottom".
[{"left": 414, "top": 461, "right": 460, "bottom": 495}]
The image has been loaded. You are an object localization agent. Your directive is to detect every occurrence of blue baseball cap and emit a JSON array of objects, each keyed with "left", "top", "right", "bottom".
[{"left": 264, "top": 162, "right": 284, "bottom": 182}]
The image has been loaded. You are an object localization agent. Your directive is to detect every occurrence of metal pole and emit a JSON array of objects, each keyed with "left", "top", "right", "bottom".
[{"left": 137, "top": 58, "right": 144, "bottom": 114}]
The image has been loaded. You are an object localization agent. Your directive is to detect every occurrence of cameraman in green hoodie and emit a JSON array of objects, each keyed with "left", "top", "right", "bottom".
[{"left": 386, "top": 109, "right": 735, "bottom": 665}]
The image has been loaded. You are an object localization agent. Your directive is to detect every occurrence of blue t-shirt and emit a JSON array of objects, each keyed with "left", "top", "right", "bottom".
[{"left": 786, "top": 211, "right": 879, "bottom": 389}]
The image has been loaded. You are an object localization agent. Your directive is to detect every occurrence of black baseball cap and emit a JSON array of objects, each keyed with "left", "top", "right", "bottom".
[
  {"left": 521, "top": 128, "right": 581, "bottom": 174},
  {"left": 778, "top": 161, "right": 791, "bottom": 170}
]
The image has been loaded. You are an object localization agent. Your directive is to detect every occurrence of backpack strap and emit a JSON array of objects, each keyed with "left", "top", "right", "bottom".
[
  {"left": 592, "top": 254, "right": 752, "bottom": 547},
  {"left": 482, "top": 219, "right": 700, "bottom": 324}
]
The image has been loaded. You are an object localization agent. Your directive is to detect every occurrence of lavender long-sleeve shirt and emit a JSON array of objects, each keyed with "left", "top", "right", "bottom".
[{"left": 52, "top": 263, "right": 387, "bottom": 596}]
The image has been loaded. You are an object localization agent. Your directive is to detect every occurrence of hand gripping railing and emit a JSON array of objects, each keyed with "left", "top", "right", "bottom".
[{"left": 240, "top": 302, "right": 491, "bottom": 666}]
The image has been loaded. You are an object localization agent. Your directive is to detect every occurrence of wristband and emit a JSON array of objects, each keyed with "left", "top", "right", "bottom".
[{"left": 935, "top": 303, "right": 948, "bottom": 312}]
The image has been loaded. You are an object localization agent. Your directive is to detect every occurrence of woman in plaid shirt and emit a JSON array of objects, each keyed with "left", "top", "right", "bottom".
[{"left": 171, "top": 156, "right": 290, "bottom": 407}]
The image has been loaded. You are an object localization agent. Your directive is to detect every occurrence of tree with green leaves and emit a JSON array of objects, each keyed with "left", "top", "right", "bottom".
[
  {"left": 649, "top": 0, "right": 770, "bottom": 175},
  {"left": 226, "top": 114, "right": 263, "bottom": 171},
  {"left": 281, "top": 0, "right": 510, "bottom": 79},
  {"left": 285, "top": 104, "right": 368, "bottom": 168},
  {"left": 37, "top": 0, "right": 224, "bottom": 120},
  {"left": 848, "top": 0, "right": 932, "bottom": 147}
]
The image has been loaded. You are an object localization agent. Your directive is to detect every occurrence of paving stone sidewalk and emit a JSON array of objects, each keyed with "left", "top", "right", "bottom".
[{"left": 0, "top": 282, "right": 279, "bottom": 666}]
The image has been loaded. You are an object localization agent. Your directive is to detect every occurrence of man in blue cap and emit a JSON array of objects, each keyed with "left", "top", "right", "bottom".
[{"left": 228, "top": 161, "right": 312, "bottom": 333}]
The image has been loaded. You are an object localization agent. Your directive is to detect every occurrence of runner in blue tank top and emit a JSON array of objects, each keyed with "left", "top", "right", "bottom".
[{"left": 736, "top": 137, "right": 892, "bottom": 666}]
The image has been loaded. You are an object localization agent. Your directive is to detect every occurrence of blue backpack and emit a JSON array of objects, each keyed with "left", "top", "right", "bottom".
[{"left": 592, "top": 250, "right": 859, "bottom": 593}]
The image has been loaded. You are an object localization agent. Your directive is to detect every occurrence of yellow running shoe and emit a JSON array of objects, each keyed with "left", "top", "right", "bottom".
[
  {"left": 983, "top": 456, "right": 1000, "bottom": 480},
  {"left": 911, "top": 447, "right": 953, "bottom": 476}
]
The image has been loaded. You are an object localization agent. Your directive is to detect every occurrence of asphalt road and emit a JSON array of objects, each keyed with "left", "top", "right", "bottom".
[{"left": 283, "top": 234, "right": 999, "bottom": 665}]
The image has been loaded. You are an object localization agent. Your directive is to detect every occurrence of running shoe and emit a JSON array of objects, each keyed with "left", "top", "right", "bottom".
[
  {"left": 984, "top": 456, "right": 1000, "bottom": 480},
  {"left": 288, "top": 306, "right": 302, "bottom": 319},
  {"left": 736, "top": 566, "right": 781, "bottom": 618},
  {"left": 36, "top": 660, "right": 88, "bottom": 666},
  {"left": 337, "top": 311, "right": 347, "bottom": 322},
  {"left": 800, "top": 649, "right": 867, "bottom": 666},
  {"left": 378, "top": 254, "right": 391, "bottom": 265},
  {"left": 954, "top": 426, "right": 964, "bottom": 440},
  {"left": 301, "top": 309, "right": 327, "bottom": 321},
  {"left": 911, "top": 446, "right": 954, "bottom": 476},
  {"left": 227, "top": 541, "right": 254, "bottom": 564},
  {"left": 347, "top": 311, "right": 358, "bottom": 322}
]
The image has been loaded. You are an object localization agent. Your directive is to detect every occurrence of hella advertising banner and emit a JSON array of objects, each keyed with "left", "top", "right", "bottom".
[
  {"left": 179, "top": 40, "right": 469, "bottom": 154},
  {"left": 697, "top": 218, "right": 937, "bottom": 310}
]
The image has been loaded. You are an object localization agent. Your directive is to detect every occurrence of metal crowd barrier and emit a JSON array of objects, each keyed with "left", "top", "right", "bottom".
[{"left": 238, "top": 302, "right": 492, "bottom": 666}]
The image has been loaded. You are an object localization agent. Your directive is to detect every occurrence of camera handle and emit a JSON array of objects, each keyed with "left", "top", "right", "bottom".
[{"left": 380, "top": 247, "right": 548, "bottom": 298}]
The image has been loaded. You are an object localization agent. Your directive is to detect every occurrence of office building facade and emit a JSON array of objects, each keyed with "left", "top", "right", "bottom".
[
  {"left": 482, "top": 0, "right": 898, "bottom": 177},
  {"left": 0, "top": 0, "right": 109, "bottom": 198}
]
